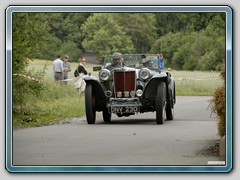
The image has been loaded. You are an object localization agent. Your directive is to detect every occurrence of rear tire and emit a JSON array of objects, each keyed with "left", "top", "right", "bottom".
[
  {"left": 85, "top": 84, "right": 96, "bottom": 124},
  {"left": 166, "top": 89, "right": 174, "bottom": 120},
  {"left": 155, "top": 82, "right": 166, "bottom": 124}
]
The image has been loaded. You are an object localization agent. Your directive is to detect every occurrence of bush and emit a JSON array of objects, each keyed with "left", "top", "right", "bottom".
[
  {"left": 13, "top": 68, "right": 46, "bottom": 114},
  {"left": 209, "top": 65, "right": 225, "bottom": 137}
]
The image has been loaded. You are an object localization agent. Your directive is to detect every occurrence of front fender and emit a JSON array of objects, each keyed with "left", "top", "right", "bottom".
[
  {"left": 143, "top": 73, "right": 168, "bottom": 99},
  {"left": 84, "top": 76, "right": 107, "bottom": 111},
  {"left": 141, "top": 73, "right": 172, "bottom": 110}
]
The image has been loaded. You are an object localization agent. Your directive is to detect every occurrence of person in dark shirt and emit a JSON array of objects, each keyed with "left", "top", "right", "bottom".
[
  {"left": 77, "top": 56, "right": 87, "bottom": 75},
  {"left": 74, "top": 56, "right": 87, "bottom": 92},
  {"left": 63, "top": 55, "right": 71, "bottom": 84}
]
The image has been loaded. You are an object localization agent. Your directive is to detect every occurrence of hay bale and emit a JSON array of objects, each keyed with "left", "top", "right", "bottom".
[{"left": 209, "top": 65, "right": 225, "bottom": 137}]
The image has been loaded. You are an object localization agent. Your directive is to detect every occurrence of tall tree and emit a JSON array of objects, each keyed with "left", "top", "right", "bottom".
[
  {"left": 151, "top": 32, "right": 185, "bottom": 68},
  {"left": 13, "top": 13, "right": 49, "bottom": 112},
  {"left": 115, "top": 13, "right": 157, "bottom": 53},
  {"left": 59, "top": 13, "right": 91, "bottom": 49},
  {"left": 34, "top": 13, "right": 90, "bottom": 61},
  {"left": 81, "top": 13, "right": 135, "bottom": 57},
  {"left": 155, "top": 13, "right": 218, "bottom": 36},
  {"left": 13, "top": 13, "right": 50, "bottom": 72},
  {"left": 198, "top": 14, "right": 225, "bottom": 70},
  {"left": 152, "top": 13, "right": 225, "bottom": 70}
]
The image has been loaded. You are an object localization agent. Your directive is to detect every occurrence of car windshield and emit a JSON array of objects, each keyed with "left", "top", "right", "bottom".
[{"left": 103, "top": 54, "right": 160, "bottom": 70}]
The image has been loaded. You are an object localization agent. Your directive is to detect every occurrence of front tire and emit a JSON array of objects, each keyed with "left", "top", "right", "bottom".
[
  {"left": 85, "top": 84, "right": 96, "bottom": 124},
  {"left": 103, "top": 108, "right": 111, "bottom": 123},
  {"left": 166, "top": 107, "right": 174, "bottom": 120},
  {"left": 155, "top": 82, "right": 166, "bottom": 124}
]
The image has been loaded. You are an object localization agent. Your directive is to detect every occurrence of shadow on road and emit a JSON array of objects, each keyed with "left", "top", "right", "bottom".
[{"left": 97, "top": 118, "right": 171, "bottom": 125}]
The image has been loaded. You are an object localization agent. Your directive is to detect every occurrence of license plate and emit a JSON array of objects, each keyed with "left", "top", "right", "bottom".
[{"left": 111, "top": 106, "right": 139, "bottom": 113}]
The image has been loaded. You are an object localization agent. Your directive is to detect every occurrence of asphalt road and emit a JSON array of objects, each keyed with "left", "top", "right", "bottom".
[{"left": 13, "top": 96, "right": 220, "bottom": 166}]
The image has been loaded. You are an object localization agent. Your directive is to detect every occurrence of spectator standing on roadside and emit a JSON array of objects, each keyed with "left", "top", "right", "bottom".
[
  {"left": 159, "top": 53, "right": 165, "bottom": 70},
  {"left": 53, "top": 54, "right": 63, "bottom": 81},
  {"left": 77, "top": 56, "right": 88, "bottom": 75},
  {"left": 63, "top": 55, "right": 71, "bottom": 84},
  {"left": 74, "top": 56, "right": 88, "bottom": 93}
]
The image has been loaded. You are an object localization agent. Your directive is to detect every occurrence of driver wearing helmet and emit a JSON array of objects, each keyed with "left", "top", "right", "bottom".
[{"left": 105, "top": 52, "right": 124, "bottom": 71}]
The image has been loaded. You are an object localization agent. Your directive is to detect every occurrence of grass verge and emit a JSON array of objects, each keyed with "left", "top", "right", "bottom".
[{"left": 13, "top": 82, "right": 85, "bottom": 129}]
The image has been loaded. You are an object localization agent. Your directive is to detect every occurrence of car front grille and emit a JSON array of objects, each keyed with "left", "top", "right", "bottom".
[{"left": 113, "top": 71, "right": 136, "bottom": 98}]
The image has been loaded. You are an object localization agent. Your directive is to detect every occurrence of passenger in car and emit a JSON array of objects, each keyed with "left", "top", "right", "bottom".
[
  {"left": 105, "top": 52, "right": 124, "bottom": 71},
  {"left": 141, "top": 54, "right": 152, "bottom": 68},
  {"left": 159, "top": 53, "right": 165, "bottom": 70}
]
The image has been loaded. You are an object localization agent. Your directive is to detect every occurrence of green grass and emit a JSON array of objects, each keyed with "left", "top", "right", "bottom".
[
  {"left": 13, "top": 81, "right": 86, "bottom": 129},
  {"left": 170, "top": 70, "right": 223, "bottom": 96},
  {"left": 13, "top": 59, "right": 223, "bottom": 128},
  {"left": 27, "top": 58, "right": 99, "bottom": 80}
]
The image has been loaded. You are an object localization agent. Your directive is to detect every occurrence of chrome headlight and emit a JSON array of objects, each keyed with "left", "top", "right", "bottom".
[
  {"left": 99, "top": 69, "right": 111, "bottom": 81},
  {"left": 139, "top": 68, "right": 151, "bottom": 80}
]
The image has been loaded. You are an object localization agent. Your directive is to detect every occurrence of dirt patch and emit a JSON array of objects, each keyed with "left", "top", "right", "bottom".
[{"left": 198, "top": 140, "right": 220, "bottom": 157}]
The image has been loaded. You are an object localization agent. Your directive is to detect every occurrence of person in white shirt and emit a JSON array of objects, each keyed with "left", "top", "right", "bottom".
[{"left": 53, "top": 54, "right": 64, "bottom": 81}]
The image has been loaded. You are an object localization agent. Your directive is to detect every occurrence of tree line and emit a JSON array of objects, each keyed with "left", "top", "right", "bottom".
[
  {"left": 13, "top": 12, "right": 225, "bottom": 73},
  {"left": 12, "top": 12, "right": 225, "bottom": 116}
]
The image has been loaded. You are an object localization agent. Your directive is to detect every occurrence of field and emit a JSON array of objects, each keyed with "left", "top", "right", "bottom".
[
  {"left": 13, "top": 59, "right": 223, "bottom": 128},
  {"left": 28, "top": 59, "right": 223, "bottom": 96},
  {"left": 171, "top": 71, "right": 223, "bottom": 96}
]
